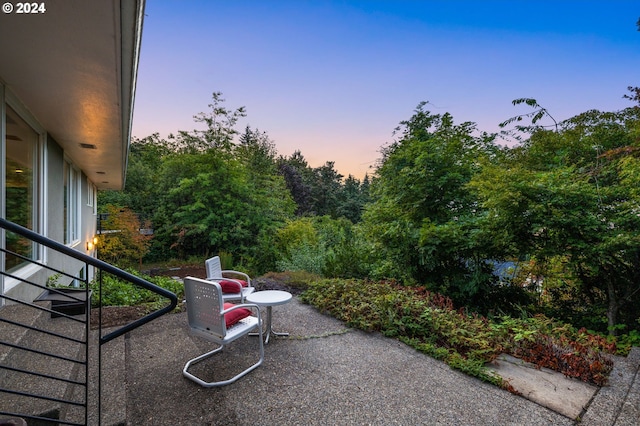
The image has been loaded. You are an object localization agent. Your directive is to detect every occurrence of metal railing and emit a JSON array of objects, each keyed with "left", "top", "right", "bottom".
[{"left": 0, "top": 218, "right": 178, "bottom": 425}]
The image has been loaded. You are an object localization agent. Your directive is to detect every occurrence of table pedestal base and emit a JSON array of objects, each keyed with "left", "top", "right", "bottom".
[
  {"left": 251, "top": 306, "right": 289, "bottom": 344},
  {"left": 246, "top": 290, "right": 292, "bottom": 344}
]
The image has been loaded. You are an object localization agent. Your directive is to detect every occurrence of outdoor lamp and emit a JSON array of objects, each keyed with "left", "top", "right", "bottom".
[{"left": 87, "top": 236, "right": 98, "bottom": 251}]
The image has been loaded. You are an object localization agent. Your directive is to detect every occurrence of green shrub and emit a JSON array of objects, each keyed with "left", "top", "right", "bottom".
[
  {"left": 301, "top": 278, "right": 617, "bottom": 387},
  {"left": 273, "top": 216, "right": 372, "bottom": 278},
  {"left": 276, "top": 241, "right": 326, "bottom": 274},
  {"left": 615, "top": 329, "right": 640, "bottom": 356},
  {"left": 90, "top": 270, "right": 183, "bottom": 309},
  {"left": 323, "top": 234, "right": 371, "bottom": 279}
]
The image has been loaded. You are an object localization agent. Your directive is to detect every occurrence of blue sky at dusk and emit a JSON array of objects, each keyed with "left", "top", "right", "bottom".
[{"left": 132, "top": 1, "right": 639, "bottom": 179}]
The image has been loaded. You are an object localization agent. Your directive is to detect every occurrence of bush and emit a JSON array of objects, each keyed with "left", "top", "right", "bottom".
[
  {"left": 276, "top": 241, "right": 326, "bottom": 274},
  {"left": 98, "top": 205, "right": 152, "bottom": 267},
  {"left": 323, "top": 228, "right": 371, "bottom": 279},
  {"left": 90, "top": 270, "right": 183, "bottom": 310},
  {"left": 273, "top": 216, "right": 372, "bottom": 278},
  {"left": 301, "top": 278, "right": 616, "bottom": 387}
]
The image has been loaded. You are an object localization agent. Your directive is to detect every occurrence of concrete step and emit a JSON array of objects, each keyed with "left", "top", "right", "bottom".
[
  {"left": 0, "top": 303, "right": 50, "bottom": 363},
  {"left": 581, "top": 347, "right": 640, "bottom": 425},
  {"left": 487, "top": 353, "right": 598, "bottom": 420},
  {"left": 615, "top": 347, "right": 640, "bottom": 425},
  {"left": 0, "top": 303, "right": 88, "bottom": 424},
  {"left": 62, "top": 326, "right": 127, "bottom": 426}
]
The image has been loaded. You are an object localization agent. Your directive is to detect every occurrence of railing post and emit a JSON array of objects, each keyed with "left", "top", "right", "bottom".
[{"left": 0, "top": 218, "right": 178, "bottom": 425}]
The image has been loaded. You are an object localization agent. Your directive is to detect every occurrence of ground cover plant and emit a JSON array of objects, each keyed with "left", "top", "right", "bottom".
[
  {"left": 300, "top": 277, "right": 616, "bottom": 388},
  {"left": 90, "top": 263, "right": 619, "bottom": 389},
  {"left": 89, "top": 270, "right": 184, "bottom": 312}
]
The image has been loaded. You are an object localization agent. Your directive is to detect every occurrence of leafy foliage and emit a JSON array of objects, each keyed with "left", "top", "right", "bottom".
[
  {"left": 301, "top": 278, "right": 616, "bottom": 387},
  {"left": 103, "top": 93, "right": 370, "bottom": 273},
  {"left": 273, "top": 216, "right": 369, "bottom": 278},
  {"left": 277, "top": 151, "right": 370, "bottom": 219},
  {"left": 498, "top": 98, "right": 558, "bottom": 134},
  {"left": 98, "top": 205, "right": 151, "bottom": 268},
  {"left": 360, "top": 103, "right": 504, "bottom": 307},
  {"left": 101, "top": 89, "right": 640, "bottom": 340},
  {"left": 90, "top": 271, "right": 183, "bottom": 310},
  {"left": 471, "top": 106, "right": 640, "bottom": 334},
  {"left": 354, "top": 95, "right": 640, "bottom": 335}
]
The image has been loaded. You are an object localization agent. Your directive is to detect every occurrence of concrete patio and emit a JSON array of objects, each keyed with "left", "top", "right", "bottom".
[{"left": 99, "top": 296, "right": 640, "bottom": 425}]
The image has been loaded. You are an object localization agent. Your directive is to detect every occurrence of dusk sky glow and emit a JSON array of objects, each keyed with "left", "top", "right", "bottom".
[{"left": 131, "top": 1, "right": 640, "bottom": 179}]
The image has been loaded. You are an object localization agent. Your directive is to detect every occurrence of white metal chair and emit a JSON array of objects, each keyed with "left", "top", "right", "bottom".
[
  {"left": 205, "top": 256, "right": 255, "bottom": 302},
  {"left": 182, "top": 276, "right": 264, "bottom": 387}
]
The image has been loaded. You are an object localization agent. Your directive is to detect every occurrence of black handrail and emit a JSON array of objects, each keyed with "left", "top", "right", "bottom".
[{"left": 0, "top": 218, "right": 178, "bottom": 343}]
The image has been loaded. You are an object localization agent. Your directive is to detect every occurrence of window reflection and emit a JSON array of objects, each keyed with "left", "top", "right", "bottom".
[{"left": 5, "top": 105, "right": 37, "bottom": 271}]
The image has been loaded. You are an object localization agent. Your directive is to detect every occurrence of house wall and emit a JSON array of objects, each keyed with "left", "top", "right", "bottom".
[
  {"left": 2, "top": 86, "right": 98, "bottom": 302},
  {"left": 43, "top": 134, "right": 94, "bottom": 288}
]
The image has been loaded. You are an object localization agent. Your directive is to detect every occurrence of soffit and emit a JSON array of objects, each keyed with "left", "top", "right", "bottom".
[{"left": 0, "top": 0, "right": 143, "bottom": 190}]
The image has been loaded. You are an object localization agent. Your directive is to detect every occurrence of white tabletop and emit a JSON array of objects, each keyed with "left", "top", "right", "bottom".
[{"left": 246, "top": 290, "right": 292, "bottom": 307}]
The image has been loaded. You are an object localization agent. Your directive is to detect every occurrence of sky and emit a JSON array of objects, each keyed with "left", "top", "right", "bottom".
[{"left": 131, "top": 0, "right": 640, "bottom": 180}]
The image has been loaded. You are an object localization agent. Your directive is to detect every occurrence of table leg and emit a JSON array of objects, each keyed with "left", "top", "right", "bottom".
[
  {"left": 264, "top": 306, "right": 273, "bottom": 344},
  {"left": 251, "top": 305, "right": 289, "bottom": 344},
  {"left": 268, "top": 305, "right": 289, "bottom": 339}
]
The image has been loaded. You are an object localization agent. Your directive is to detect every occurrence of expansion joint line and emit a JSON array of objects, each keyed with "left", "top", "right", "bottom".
[{"left": 286, "top": 328, "right": 351, "bottom": 340}]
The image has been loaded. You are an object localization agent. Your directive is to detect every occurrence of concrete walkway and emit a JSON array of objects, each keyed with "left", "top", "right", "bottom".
[{"left": 107, "top": 297, "right": 640, "bottom": 425}]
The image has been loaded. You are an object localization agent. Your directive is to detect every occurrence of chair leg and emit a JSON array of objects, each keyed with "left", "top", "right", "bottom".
[{"left": 183, "top": 331, "right": 265, "bottom": 387}]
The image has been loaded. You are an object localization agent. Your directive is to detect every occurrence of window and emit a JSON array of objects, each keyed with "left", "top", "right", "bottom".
[
  {"left": 64, "top": 160, "right": 80, "bottom": 245},
  {"left": 87, "top": 178, "right": 96, "bottom": 215},
  {"left": 5, "top": 105, "right": 39, "bottom": 271}
]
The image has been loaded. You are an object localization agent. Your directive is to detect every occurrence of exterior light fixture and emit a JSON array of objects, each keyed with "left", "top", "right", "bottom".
[{"left": 86, "top": 236, "right": 98, "bottom": 251}]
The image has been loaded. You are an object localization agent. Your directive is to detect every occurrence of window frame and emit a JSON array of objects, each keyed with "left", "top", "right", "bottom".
[
  {"left": 87, "top": 177, "right": 96, "bottom": 215},
  {"left": 64, "top": 159, "right": 81, "bottom": 246},
  {"left": 1, "top": 88, "right": 46, "bottom": 293}
]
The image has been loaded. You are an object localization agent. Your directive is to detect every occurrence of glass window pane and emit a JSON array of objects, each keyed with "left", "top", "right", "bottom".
[
  {"left": 5, "top": 106, "right": 38, "bottom": 271},
  {"left": 64, "top": 161, "right": 68, "bottom": 243},
  {"left": 64, "top": 161, "right": 80, "bottom": 244}
]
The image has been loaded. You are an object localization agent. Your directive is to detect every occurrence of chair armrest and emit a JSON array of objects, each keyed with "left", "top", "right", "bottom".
[
  {"left": 207, "top": 277, "right": 244, "bottom": 293},
  {"left": 221, "top": 303, "right": 262, "bottom": 322},
  {"left": 221, "top": 270, "right": 251, "bottom": 285}
]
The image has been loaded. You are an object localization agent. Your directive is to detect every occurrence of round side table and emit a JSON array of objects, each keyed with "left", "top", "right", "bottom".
[{"left": 245, "top": 290, "right": 292, "bottom": 344}]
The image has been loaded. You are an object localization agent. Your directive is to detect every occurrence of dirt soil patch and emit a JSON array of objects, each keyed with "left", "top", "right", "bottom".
[{"left": 92, "top": 305, "right": 152, "bottom": 329}]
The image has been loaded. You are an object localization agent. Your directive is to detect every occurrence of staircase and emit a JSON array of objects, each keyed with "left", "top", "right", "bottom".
[
  {"left": 0, "top": 302, "right": 88, "bottom": 425},
  {"left": 0, "top": 218, "right": 178, "bottom": 425}
]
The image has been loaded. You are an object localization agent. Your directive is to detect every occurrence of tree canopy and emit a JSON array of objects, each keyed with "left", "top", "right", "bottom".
[
  {"left": 99, "top": 88, "right": 640, "bottom": 336},
  {"left": 99, "top": 92, "right": 371, "bottom": 271}
]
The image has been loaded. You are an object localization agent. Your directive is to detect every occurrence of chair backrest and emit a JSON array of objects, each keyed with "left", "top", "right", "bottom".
[
  {"left": 184, "top": 276, "right": 226, "bottom": 340},
  {"left": 205, "top": 256, "right": 223, "bottom": 280}
]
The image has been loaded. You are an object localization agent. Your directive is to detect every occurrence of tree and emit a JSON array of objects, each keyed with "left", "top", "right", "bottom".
[
  {"left": 471, "top": 104, "right": 640, "bottom": 333},
  {"left": 623, "top": 86, "right": 640, "bottom": 106},
  {"left": 277, "top": 151, "right": 314, "bottom": 215},
  {"left": 169, "top": 92, "right": 246, "bottom": 152},
  {"left": 117, "top": 134, "right": 172, "bottom": 218},
  {"left": 98, "top": 205, "right": 151, "bottom": 268},
  {"left": 361, "top": 103, "right": 501, "bottom": 305},
  {"left": 237, "top": 126, "right": 278, "bottom": 175},
  {"left": 106, "top": 93, "right": 297, "bottom": 268},
  {"left": 234, "top": 126, "right": 296, "bottom": 271},
  {"left": 499, "top": 98, "right": 559, "bottom": 132},
  {"left": 337, "top": 174, "right": 365, "bottom": 223},
  {"left": 310, "top": 161, "right": 343, "bottom": 217}
]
